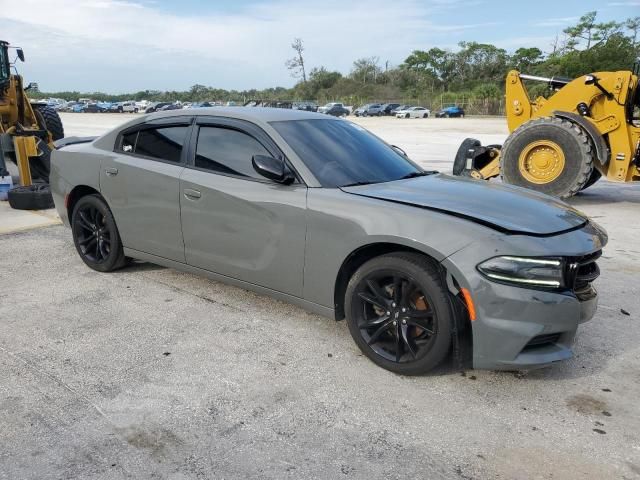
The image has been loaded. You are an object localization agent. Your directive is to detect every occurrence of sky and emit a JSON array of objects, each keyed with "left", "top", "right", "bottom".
[{"left": 1, "top": 0, "right": 637, "bottom": 93}]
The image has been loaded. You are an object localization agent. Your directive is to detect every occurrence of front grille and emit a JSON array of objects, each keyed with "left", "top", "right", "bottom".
[
  {"left": 524, "top": 333, "right": 561, "bottom": 349},
  {"left": 565, "top": 250, "right": 601, "bottom": 293}
]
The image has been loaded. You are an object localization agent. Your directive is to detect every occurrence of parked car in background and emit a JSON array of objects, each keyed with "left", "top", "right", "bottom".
[
  {"left": 55, "top": 101, "right": 77, "bottom": 112},
  {"left": 353, "top": 104, "right": 385, "bottom": 117},
  {"left": 144, "top": 102, "right": 172, "bottom": 113},
  {"left": 318, "top": 102, "right": 344, "bottom": 114},
  {"left": 159, "top": 103, "right": 182, "bottom": 111},
  {"left": 51, "top": 107, "right": 608, "bottom": 375},
  {"left": 74, "top": 102, "right": 108, "bottom": 113},
  {"left": 436, "top": 106, "right": 465, "bottom": 118},
  {"left": 295, "top": 102, "right": 318, "bottom": 112},
  {"left": 382, "top": 103, "right": 401, "bottom": 116},
  {"left": 190, "top": 102, "right": 214, "bottom": 108},
  {"left": 120, "top": 101, "right": 139, "bottom": 113},
  {"left": 323, "top": 104, "right": 350, "bottom": 117},
  {"left": 396, "top": 106, "right": 431, "bottom": 118},
  {"left": 390, "top": 104, "right": 411, "bottom": 116}
]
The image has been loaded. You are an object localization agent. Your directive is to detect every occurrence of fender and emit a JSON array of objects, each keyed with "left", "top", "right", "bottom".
[{"left": 553, "top": 110, "right": 610, "bottom": 168}]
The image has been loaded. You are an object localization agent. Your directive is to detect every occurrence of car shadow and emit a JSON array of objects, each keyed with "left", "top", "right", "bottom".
[{"left": 122, "top": 260, "right": 167, "bottom": 273}]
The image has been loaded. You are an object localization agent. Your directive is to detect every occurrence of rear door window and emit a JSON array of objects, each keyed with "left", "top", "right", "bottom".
[{"left": 120, "top": 125, "right": 188, "bottom": 163}]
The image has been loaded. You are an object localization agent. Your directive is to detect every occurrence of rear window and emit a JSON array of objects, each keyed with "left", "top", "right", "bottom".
[{"left": 119, "top": 126, "right": 188, "bottom": 163}]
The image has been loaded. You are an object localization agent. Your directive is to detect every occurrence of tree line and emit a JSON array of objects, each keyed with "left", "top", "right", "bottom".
[{"left": 32, "top": 11, "right": 639, "bottom": 114}]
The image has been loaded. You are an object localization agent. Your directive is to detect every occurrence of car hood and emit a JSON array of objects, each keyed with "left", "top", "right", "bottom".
[{"left": 340, "top": 174, "right": 589, "bottom": 236}]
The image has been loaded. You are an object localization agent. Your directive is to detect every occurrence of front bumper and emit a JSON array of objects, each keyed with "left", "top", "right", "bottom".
[
  {"left": 467, "top": 279, "right": 598, "bottom": 370},
  {"left": 442, "top": 221, "right": 607, "bottom": 371}
]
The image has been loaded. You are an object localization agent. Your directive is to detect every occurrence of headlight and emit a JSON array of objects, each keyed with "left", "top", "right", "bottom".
[{"left": 477, "top": 256, "right": 564, "bottom": 289}]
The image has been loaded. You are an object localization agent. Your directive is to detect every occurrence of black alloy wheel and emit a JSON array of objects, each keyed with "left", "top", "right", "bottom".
[
  {"left": 71, "top": 194, "right": 127, "bottom": 272},
  {"left": 345, "top": 253, "right": 453, "bottom": 375}
]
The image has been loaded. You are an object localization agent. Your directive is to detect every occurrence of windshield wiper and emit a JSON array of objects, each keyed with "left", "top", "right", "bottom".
[
  {"left": 340, "top": 180, "right": 378, "bottom": 187},
  {"left": 399, "top": 171, "right": 433, "bottom": 180}
]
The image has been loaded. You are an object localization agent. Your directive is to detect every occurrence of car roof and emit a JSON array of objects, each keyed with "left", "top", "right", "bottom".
[{"left": 144, "top": 106, "right": 338, "bottom": 124}]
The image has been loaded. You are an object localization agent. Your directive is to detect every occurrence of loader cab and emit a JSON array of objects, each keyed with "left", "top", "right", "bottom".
[
  {"left": 0, "top": 41, "right": 11, "bottom": 92},
  {"left": 628, "top": 75, "right": 640, "bottom": 126}
]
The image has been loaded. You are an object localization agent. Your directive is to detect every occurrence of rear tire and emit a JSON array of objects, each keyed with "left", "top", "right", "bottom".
[
  {"left": 500, "top": 117, "right": 594, "bottom": 198},
  {"left": 71, "top": 194, "right": 127, "bottom": 272},
  {"left": 345, "top": 253, "right": 453, "bottom": 375},
  {"left": 32, "top": 104, "right": 64, "bottom": 141}
]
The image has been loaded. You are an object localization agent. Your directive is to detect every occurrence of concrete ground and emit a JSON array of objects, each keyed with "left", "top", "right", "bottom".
[{"left": 1, "top": 113, "right": 639, "bottom": 479}]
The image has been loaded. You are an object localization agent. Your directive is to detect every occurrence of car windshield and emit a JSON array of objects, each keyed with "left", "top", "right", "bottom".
[{"left": 271, "top": 119, "right": 421, "bottom": 188}]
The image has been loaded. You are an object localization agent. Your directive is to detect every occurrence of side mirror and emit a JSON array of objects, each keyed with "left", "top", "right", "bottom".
[
  {"left": 252, "top": 154, "right": 294, "bottom": 184},
  {"left": 16, "top": 48, "right": 24, "bottom": 62},
  {"left": 584, "top": 75, "right": 595, "bottom": 85}
]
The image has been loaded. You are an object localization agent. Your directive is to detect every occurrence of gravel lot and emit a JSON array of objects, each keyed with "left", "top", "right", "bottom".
[{"left": 1, "top": 112, "right": 639, "bottom": 479}]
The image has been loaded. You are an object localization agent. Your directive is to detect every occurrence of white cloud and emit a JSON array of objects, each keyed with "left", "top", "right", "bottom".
[
  {"left": 0, "top": 0, "right": 543, "bottom": 93},
  {"left": 532, "top": 16, "right": 579, "bottom": 28}
]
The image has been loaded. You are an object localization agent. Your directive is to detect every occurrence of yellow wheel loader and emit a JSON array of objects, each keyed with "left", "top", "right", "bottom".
[
  {"left": 453, "top": 67, "right": 640, "bottom": 198},
  {"left": 0, "top": 40, "right": 64, "bottom": 210}
]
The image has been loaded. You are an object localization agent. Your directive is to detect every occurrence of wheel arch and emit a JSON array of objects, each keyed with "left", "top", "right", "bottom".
[
  {"left": 552, "top": 111, "right": 610, "bottom": 168},
  {"left": 66, "top": 184, "right": 101, "bottom": 220},
  {"left": 333, "top": 242, "right": 466, "bottom": 320}
]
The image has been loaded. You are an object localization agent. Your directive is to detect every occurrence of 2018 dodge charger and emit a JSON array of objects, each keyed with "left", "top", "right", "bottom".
[{"left": 51, "top": 108, "right": 607, "bottom": 375}]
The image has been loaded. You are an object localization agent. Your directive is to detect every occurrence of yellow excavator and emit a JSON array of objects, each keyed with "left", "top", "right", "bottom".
[
  {"left": 453, "top": 66, "right": 640, "bottom": 198},
  {"left": 0, "top": 40, "right": 64, "bottom": 209}
]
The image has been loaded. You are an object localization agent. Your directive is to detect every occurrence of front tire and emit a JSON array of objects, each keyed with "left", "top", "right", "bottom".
[
  {"left": 500, "top": 117, "right": 594, "bottom": 198},
  {"left": 71, "top": 194, "right": 127, "bottom": 272},
  {"left": 345, "top": 253, "right": 453, "bottom": 375},
  {"left": 580, "top": 169, "right": 602, "bottom": 191}
]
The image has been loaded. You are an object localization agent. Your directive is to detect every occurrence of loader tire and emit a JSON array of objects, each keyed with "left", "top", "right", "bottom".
[
  {"left": 27, "top": 140, "right": 52, "bottom": 183},
  {"left": 580, "top": 169, "right": 602, "bottom": 191},
  {"left": 453, "top": 138, "right": 481, "bottom": 176},
  {"left": 500, "top": 117, "right": 594, "bottom": 198},
  {"left": 8, "top": 184, "right": 54, "bottom": 210},
  {"left": 33, "top": 104, "right": 65, "bottom": 141}
]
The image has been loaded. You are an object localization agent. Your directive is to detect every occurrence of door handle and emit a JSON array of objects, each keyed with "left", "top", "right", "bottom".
[
  {"left": 184, "top": 188, "right": 201, "bottom": 199},
  {"left": 105, "top": 167, "right": 118, "bottom": 176}
]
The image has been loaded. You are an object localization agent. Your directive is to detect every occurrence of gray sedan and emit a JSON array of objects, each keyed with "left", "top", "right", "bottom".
[{"left": 51, "top": 108, "right": 607, "bottom": 375}]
